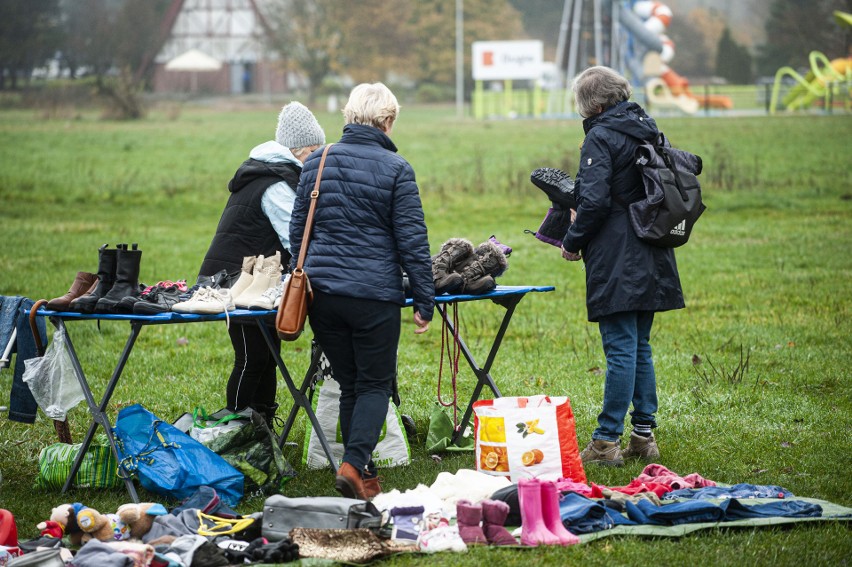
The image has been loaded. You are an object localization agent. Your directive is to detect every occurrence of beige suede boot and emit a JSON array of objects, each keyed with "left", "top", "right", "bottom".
[{"left": 228, "top": 255, "right": 258, "bottom": 302}]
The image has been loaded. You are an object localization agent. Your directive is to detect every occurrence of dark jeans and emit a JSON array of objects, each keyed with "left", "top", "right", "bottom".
[
  {"left": 226, "top": 322, "right": 279, "bottom": 413},
  {"left": 594, "top": 310, "right": 657, "bottom": 441},
  {"left": 309, "top": 291, "right": 400, "bottom": 475},
  {"left": 4, "top": 297, "right": 46, "bottom": 423}
]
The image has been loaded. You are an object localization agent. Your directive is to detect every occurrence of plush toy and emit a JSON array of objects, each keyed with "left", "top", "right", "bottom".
[
  {"left": 115, "top": 503, "right": 167, "bottom": 541},
  {"left": 37, "top": 503, "right": 86, "bottom": 547},
  {"left": 76, "top": 506, "right": 128, "bottom": 543}
]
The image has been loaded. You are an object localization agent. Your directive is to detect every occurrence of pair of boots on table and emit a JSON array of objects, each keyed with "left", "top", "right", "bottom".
[
  {"left": 431, "top": 236, "right": 511, "bottom": 295},
  {"left": 172, "top": 253, "right": 284, "bottom": 315},
  {"left": 46, "top": 243, "right": 144, "bottom": 314}
]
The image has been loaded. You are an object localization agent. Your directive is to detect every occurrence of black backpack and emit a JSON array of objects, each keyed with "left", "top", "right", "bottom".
[{"left": 613, "top": 133, "right": 706, "bottom": 248}]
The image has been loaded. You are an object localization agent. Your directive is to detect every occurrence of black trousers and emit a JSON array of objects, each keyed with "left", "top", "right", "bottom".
[
  {"left": 308, "top": 291, "right": 400, "bottom": 474},
  {"left": 226, "top": 321, "right": 280, "bottom": 414}
]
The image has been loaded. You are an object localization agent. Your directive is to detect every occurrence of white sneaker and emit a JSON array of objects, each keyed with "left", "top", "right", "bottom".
[
  {"left": 248, "top": 280, "right": 284, "bottom": 310},
  {"left": 190, "top": 287, "right": 235, "bottom": 314}
]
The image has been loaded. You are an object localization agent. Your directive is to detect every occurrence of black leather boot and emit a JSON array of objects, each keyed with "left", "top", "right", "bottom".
[
  {"left": 69, "top": 245, "right": 118, "bottom": 313},
  {"left": 96, "top": 243, "right": 142, "bottom": 313}
]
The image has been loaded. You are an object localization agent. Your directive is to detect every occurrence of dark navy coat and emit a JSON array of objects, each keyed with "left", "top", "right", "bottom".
[
  {"left": 289, "top": 124, "right": 435, "bottom": 321},
  {"left": 562, "top": 101, "right": 684, "bottom": 322}
]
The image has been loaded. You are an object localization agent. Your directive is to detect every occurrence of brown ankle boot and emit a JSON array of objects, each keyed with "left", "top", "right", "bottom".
[
  {"left": 335, "top": 462, "right": 368, "bottom": 500},
  {"left": 363, "top": 475, "right": 382, "bottom": 500},
  {"left": 46, "top": 272, "right": 98, "bottom": 311}
]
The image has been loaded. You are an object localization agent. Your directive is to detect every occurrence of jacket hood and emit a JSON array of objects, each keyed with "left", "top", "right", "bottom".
[
  {"left": 584, "top": 101, "right": 659, "bottom": 142},
  {"left": 228, "top": 141, "right": 302, "bottom": 193}
]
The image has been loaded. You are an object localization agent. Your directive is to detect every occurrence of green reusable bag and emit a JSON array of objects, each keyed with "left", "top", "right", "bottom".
[
  {"left": 425, "top": 403, "right": 474, "bottom": 454},
  {"left": 34, "top": 434, "right": 121, "bottom": 490},
  {"left": 176, "top": 407, "right": 296, "bottom": 497}
]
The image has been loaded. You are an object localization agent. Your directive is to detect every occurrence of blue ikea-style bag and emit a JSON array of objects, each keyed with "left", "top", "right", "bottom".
[{"left": 114, "top": 404, "right": 244, "bottom": 506}]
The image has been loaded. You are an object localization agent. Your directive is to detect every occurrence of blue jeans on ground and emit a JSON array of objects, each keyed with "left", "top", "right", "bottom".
[
  {"left": 308, "top": 291, "right": 400, "bottom": 476},
  {"left": 594, "top": 310, "right": 657, "bottom": 442}
]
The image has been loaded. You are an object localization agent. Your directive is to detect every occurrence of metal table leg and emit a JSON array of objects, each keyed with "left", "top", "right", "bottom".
[
  {"left": 444, "top": 295, "right": 523, "bottom": 445},
  {"left": 57, "top": 317, "right": 142, "bottom": 502},
  {"left": 255, "top": 321, "right": 337, "bottom": 473}
]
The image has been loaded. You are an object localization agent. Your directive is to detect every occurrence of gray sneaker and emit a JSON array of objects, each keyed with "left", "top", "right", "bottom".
[
  {"left": 580, "top": 438, "right": 624, "bottom": 467},
  {"left": 622, "top": 431, "right": 661, "bottom": 462}
]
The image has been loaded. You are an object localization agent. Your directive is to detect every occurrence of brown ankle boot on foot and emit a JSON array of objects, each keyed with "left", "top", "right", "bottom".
[
  {"left": 335, "top": 462, "right": 368, "bottom": 500},
  {"left": 580, "top": 438, "right": 624, "bottom": 467},
  {"left": 622, "top": 431, "right": 660, "bottom": 461},
  {"left": 363, "top": 475, "right": 382, "bottom": 500}
]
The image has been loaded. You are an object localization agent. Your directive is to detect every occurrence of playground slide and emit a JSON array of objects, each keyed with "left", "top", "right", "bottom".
[{"left": 621, "top": 1, "right": 733, "bottom": 113}]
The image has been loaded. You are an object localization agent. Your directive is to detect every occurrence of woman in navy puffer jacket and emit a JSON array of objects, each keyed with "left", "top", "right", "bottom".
[
  {"left": 289, "top": 83, "right": 435, "bottom": 500},
  {"left": 561, "top": 67, "right": 684, "bottom": 468}
]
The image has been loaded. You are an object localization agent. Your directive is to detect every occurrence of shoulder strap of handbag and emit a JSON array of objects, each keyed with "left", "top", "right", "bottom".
[{"left": 294, "top": 143, "right": 334, "bottom": 272}]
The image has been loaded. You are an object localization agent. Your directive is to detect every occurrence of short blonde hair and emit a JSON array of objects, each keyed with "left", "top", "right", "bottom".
[
  {"left": 572, "top": 66, "right": 632, "bottom": 118},
  {"left": 343, "top": 82, "right": 400, "bottom": 129}
]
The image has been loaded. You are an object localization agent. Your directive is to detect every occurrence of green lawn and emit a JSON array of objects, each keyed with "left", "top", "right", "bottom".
[{"left": 0, "top": 101, "right": 850, "bottom": 566}]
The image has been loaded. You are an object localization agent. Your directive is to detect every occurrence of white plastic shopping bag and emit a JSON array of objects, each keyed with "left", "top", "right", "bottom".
[{"left": 22, "top": 327, "right": 84, "bottom": 420}]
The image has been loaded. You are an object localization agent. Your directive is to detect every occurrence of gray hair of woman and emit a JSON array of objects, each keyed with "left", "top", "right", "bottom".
[
  {"left": 343, "top": 82, "right": 400, "bottom": 131},
  {"left": 572, "top": 66, "right": 633, "bottom": 118}
]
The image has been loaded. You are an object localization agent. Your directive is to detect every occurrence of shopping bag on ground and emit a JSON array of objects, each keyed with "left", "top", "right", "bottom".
[
  {"left": 425, "top": 402, "right": 474, "bottom": 453},
  {"left": 473, "top": 395, "right": 585, "bottom": 483},
  {"left": 114, "top": 403, "right": 244, "bottom": 506},
  {"left": 303, "top": 362, "right": 410, "bottom": 469},
  {"left": 34, "top": 434, "right": 121, "bottom": 490},
  {"left": 174, "top": 407, "right": 295, "bottom": 497}
]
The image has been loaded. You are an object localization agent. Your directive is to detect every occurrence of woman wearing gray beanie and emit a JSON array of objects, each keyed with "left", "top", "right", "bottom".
[
  {"left": 289, "top": 83, "right": 435, "bottom": 500},
  {"left": 196, "top": 101, "right": 326, "bottom": 425}
]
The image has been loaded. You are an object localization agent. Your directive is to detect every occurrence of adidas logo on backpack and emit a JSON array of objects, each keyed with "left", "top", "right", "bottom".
[{"left": 669, "top": 219, "right": 687, "bottom": 237}]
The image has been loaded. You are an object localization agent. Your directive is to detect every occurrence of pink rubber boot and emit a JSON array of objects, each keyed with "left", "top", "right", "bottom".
[
  {"left": 540, "top": 479, "right": 580, "bottom": 545},
  {"left": 518, "top": 478, "right": 562, "bottom": 546}
]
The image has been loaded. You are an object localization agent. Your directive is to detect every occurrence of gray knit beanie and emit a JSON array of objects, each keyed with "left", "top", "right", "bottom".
[{"left": 276, "top": 102, "right": 326, "bottom": 149}]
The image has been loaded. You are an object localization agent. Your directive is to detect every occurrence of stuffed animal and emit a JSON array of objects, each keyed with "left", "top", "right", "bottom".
[
  {"left": 76, "top": 507, "right": 129, "bottom": 543},
  {"left": 115, "top": 503, "right": 167, "bottom": 540},
  {"left": 37, "top": 503, "right": 86, "bottom": 547}
]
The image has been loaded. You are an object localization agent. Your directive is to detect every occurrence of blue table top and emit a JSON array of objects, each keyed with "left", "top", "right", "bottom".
[{"left": 36, "top": 285, "right": 556, "bottom": 323}]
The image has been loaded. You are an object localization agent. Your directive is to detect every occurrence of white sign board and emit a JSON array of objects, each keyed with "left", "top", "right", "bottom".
[{"left": 472, "top": 40, "right": 543, "bottom": 81}]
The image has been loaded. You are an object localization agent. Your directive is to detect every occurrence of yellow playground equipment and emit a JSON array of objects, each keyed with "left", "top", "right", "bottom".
[{"left": 770, "top": 12, "right": 852, "bottom": 114}]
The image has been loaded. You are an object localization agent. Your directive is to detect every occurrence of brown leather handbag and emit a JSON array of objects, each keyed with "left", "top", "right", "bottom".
[{"left": 275, "top": 144, "right": 333, "bottom": 341}]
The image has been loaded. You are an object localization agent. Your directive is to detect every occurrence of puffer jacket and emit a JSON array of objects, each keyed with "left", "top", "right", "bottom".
[
  {"left": 199, "top": 143, "right": 300, "bottom": 278},
  {"left": 289, "top": 124, "right": 435, "bottom": 320},
  {"left": 562, "top": 101, "right": 684, "bottom": 322}
]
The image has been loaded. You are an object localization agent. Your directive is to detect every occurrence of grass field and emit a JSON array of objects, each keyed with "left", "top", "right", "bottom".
[{"left": 0, "top": 101, "right": 850, "bottom": 565}]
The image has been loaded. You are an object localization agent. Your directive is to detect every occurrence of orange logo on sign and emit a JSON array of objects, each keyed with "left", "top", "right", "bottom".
[{"left": 483, "top": 51, "right": 494, "bottom": 66}]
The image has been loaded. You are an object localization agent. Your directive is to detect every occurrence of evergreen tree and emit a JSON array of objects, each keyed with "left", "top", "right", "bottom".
[
  {"left": 757, "top": 0, "right": 850, "bottom": 76},
  {"left": 716, "top": 27, "right": 753, "bottom": 84}
]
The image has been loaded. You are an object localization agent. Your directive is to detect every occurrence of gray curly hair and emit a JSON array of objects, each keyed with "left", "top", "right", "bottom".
[{"left": 572, "top": 66, "right": 632, "bottom": 118}]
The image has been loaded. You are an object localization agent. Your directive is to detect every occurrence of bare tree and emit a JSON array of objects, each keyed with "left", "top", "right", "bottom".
[{"left": 265, "top": 0, "right": 345, "bottom": 103}]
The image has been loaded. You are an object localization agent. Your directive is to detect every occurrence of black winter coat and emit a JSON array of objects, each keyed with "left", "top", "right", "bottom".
[
  {"left": 289, "top": 124, "right": 435, "bottom": 320},
  {"left": 199, "top": 158, "right": 299, "bottom": 278},
  {"left": 562, "top": 101, "right": 684, "bottom": 322}
]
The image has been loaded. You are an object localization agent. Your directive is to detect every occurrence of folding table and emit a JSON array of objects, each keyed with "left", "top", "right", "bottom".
[
  {"left": 35, "top": 307, "right": 335, "bottom": 503},
  {"left": 37, "top": 284, "right": 553, "bottom": 502},
  {"left": 275, "top": 285, "right": 555, "bottom": 451}
]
